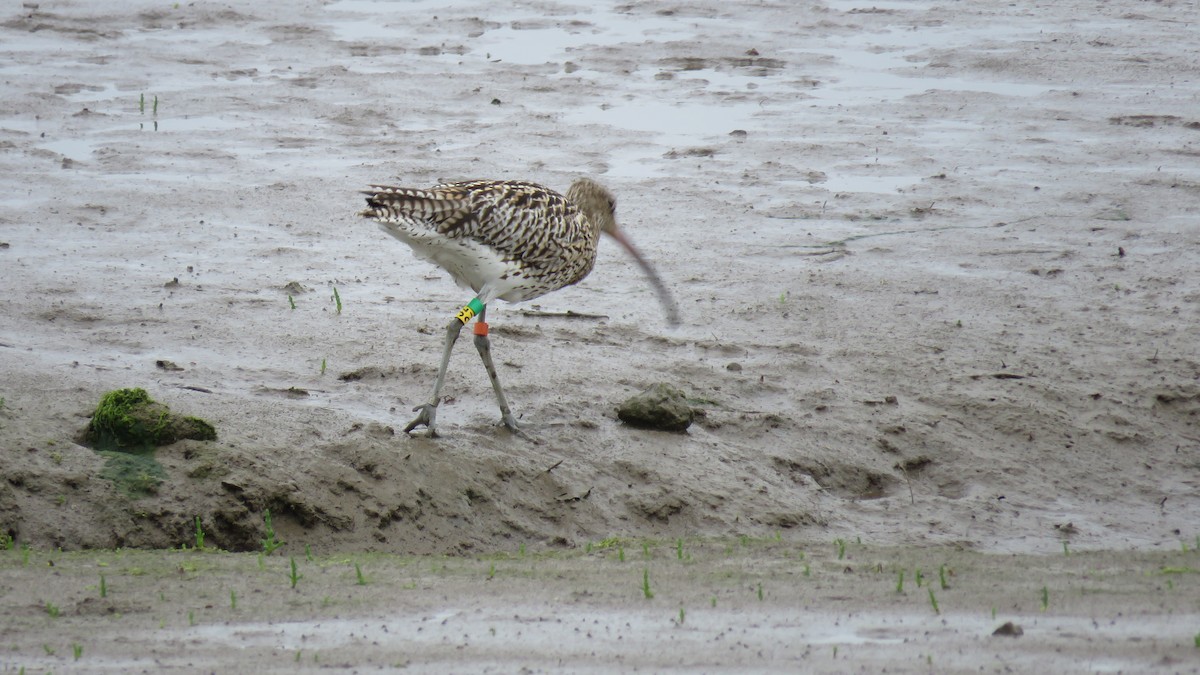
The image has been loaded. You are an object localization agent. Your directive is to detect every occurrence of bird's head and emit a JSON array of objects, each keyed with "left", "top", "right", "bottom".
[
  {"left": 566, "top": 178, "right": 680, "bottom": 326},
  {"left": 567, "top": 177, "right": 618, "bottom": 238}
]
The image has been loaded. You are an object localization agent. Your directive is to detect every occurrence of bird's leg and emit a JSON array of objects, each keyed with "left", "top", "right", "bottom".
[
  {"left": 404, "top": 298, "right": 483, "bottom": 437},
  {"left": 472, "top": 308, "right": 535, "bottom": 441}
]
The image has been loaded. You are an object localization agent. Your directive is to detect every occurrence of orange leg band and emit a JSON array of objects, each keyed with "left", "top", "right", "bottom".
[{"left": 473, "top": 321, "right": 489, "bottom": 336}]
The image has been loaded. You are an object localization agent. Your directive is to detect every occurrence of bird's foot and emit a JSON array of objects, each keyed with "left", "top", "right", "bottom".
[
  {"left": 501, "top": 412, "right": 540, "bottom": 444},
  {"left": 404, "top": 403, "right": 440, "bottom": 437}
]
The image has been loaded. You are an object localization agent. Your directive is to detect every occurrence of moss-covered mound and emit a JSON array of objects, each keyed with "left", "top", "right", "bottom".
[{"left": 85, "top": 387, "right": 216, "bottom": 453}]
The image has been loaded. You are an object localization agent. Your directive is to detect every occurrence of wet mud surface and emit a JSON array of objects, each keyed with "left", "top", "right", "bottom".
[{"left": 1, "top": 0, "right": 1199, "bottom": 670}]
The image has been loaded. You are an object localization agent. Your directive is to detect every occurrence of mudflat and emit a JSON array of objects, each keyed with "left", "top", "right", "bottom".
[{"left": 1, "top": 0, "right": 1198, "bottom": 671}]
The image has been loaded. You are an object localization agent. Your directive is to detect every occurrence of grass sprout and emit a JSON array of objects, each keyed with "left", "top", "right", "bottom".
[
  {"left": 193, "top": 516, "right": 205, "bottom": 550},
  {"left": 289, "top": 557, "right": 303, "bottom": 589},
  {"left": 261, "top": 509, "right": 284, "bottom": 555},
  {"left": 642, "top": 569, "right": 653, "bottom": 599}
]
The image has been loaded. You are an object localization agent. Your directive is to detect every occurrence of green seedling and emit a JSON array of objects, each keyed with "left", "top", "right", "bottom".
[
  {"left": 710, "top": 596, "right": 716, "bottom": 608},
  {"left": 803, "top": 563, "right": 811, "bottom": 577},
  {"left": 43, "top": 644, "right": 55, "bottom": 656},
  {"left": 305, "top": 543, "right": 313, "bottom": 562},
  {"left": 487, "top": 562, "right": 495, "bottom": 580},
  {"left": 332, "top": 287, "right": 342, "bottom": 314},
  {"left": 320, "top": 358, "right": 327, "bottom": 375},
  {"left": 73, "top": 643, "right": 83, "bottom": 660},
  {"left": 835, "top": 538, "right": 846, "bottom": 560},
  {"left": 1193, "top": 632, "right": 1199, "bottom": 648},
  {"left": 261, "top": 509, "right": 284, "bottom": 555},
  {"left": 46, "top": 602, "right": 60, "bottom": 618},
  {"left": 618, "top": 545, "right": 625, "bottom": 562},
  {"left": 139, "top": 92, "right": 145, "bottom": 113},
  {"left": 757, "top": 582, "right": 764, "bottom": 601},
  {"left": 938, "top": 564, "right": 949, "bottom": 590},
  {"left": 289, "top": 557, "right": 302, "bottom": 588},
  {"left": 355, "top": 562, "right": 367, "bottom": 585},
  {"left": 896, "top": 569, "right": 905, "bottom": 593},
  {"left": 928, "top": 588, "right": 940, "bottom": 615},
  {"left": 1062, "top": 541, "right": 1070, "bottom": 556},
  {"left": 193, "top": 516, "right": 205, "bottom": 550},
  {"left": 99, "top": 574, "right": 107, "bottom": 598},
  {"left": 915, "top": 569, "right": 924, "bottom": 587},
  {"left": 288, "top": 295, "right": 296, "bottom": 310},
  {"left": 1040, "top": 585, "right": 1049, "bottom": 611},
  {"left": 642, "top": 569, "right": 653, "bottom": 599},
  {"left": 257, "top": 553, "right": 265, "bottom": 570},
  {"left": 676, "top": 538, "right": 684, "bottom": 560},
  {"left": 230, "top": 588, "right": 237, "bottom": 610},
  {"left": 153, "top": 95, "right": 158, "bottom": 116},
  {"left": 518, "top": 543, "right": 526, "bottom": 557},
  {"left": 0, "top": 532, "right": 12, "bottom": 550},
  {"left": 678, "top": 607, "right": 685, "bottom": 624}
]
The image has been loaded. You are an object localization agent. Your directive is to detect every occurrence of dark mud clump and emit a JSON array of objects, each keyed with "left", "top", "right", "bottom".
[{"left": 617, "top": 383, "right": 695, "bottom": 432}]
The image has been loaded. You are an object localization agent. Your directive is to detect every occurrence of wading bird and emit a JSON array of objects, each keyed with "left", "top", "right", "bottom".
[{"left": 359, "top": 177, "right": 679, "bottom": 438}]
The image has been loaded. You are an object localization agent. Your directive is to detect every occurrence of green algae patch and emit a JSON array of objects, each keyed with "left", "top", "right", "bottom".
[
  {"left": 85, "top": 387, "right": 216, "bottom": 453},
  {"left": 97, "top": 450, "right": 169, "bottom": 497},
  {"left": 83, "top": 388, "right": 216, "bottom": 497}
]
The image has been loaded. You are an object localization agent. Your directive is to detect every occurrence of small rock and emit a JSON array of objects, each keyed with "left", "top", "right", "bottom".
[
  {"left": 617, "top": 383, "right": 694, "bottom": 432},
  {"left": 992, "top": 621, "right": 1024, "bottom": 637},
  {"left": 726, "top": 362, "right": 743, "bottom": 372}
]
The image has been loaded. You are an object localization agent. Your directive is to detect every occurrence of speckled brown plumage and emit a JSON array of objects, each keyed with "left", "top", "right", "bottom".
[{"left": 359, "top": 179, "right": 615, "bottom": 305}]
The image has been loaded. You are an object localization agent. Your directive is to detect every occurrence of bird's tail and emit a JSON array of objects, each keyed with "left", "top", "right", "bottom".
[{"left": 358, "top": 185, "right": 465, "bottom": 221}]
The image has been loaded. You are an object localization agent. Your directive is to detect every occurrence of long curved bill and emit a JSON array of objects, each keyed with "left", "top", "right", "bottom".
[{"left": 605, "top": 226, "right": 681, "bottom": 327}]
